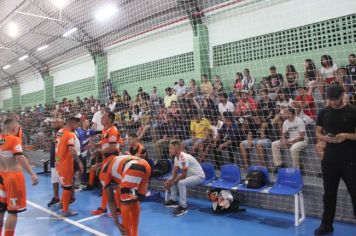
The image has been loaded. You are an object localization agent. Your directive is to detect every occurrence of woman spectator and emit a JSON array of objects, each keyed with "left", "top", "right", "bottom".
[
  {"left": 285, "top": 64, "right": 299, "bottom": 97},
  {"left": 231, "top": 72, "right": 243, "bottom": 91},
  {"left": 235, "top": 90, "right": 257, "bottom": 116},
  {"left": 320, "top": 54, "right": 338, "bottom": 86},
  {"left": 122, "top": 90, "right": 131, "bottom": 105},
  {"left": 304, "top": 59, "right": 324, "bottom": 97},
  {"left": 212, "top": 75, "right": 224, "bottom": 99}
]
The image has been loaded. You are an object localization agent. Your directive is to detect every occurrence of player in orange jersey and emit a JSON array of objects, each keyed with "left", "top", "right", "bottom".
[
  {"left": 87, "top": 111, "right": 123, "bottom": 215},
  {"left": 55, "top": 117, "right": 83, "bottom": 217},
  {"left": 100, "top": 155, "right": 151, "bottom": 236},
  {"left": 0, "top": 119, "right": 38, "bottom": 236}
]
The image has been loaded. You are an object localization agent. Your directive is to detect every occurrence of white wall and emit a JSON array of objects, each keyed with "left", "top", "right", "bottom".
[
  {"left": 52, "top": 56, "right": 95, "bottom": 86},
  {"left": 207, "top": 0, "right": 356, "bottom": 66},
  {"left": 0, "top": 88, "right": 12, "bottom": 100},
  {"left": 18, "top": 74, "right": 44, "bottom": 95},
  {"left": 0, "top": 88, "right": 12, "bottom": 109},
  {"left": 107, "top": 23, "right": 193, "bottom": 72}
]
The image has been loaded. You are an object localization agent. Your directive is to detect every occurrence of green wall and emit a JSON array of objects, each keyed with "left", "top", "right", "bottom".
[
  {"left": 54, "top": 76, "right": 95, "bottom": 101},
  {"left": 21, "top": 90, "right": 44, "bottom": 108},
  {"left": 110, "top": 52, "right": 195, "bottom": 97},
  {"left": 3, "top": 98, "right": 12, "bottom": 111}
]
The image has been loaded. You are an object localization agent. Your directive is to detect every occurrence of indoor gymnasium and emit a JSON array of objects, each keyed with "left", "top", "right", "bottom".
[{"left": 0, "top": 0, "right": 356, "bottom": 235}]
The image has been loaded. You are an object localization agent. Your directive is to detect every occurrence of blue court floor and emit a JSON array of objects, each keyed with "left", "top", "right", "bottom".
[{"left": 13, "top": 169, "right": 356, "bottom": 236}]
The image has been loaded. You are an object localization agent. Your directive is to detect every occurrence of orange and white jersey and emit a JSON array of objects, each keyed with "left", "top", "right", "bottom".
[
  {"left": 0, "top": 134, "right": 23, "bottom": 159},
  {"left": 100, "top": 155, "right": 151, "bottom": 202},
  {"left": 99, "top": 125, "right": 122, "bottom": 155},
  {"left": 55, "top": 128, "right": 76, "bottom": 168}
]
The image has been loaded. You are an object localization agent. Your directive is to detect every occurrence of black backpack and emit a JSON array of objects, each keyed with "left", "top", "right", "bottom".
[
  {"left": 150, "top": 160, "right": 171, "bottom": 177},
  {"left": 245, "top": 170, "right": 265, "bottom": 189}
]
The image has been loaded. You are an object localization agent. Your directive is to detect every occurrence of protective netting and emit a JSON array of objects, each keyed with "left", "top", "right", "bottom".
[{"left": 0, "top": 0, "right": 356, "bottom": 223}]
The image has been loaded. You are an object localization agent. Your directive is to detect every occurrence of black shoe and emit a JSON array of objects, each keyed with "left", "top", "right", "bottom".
[
  {"left": 47, "top": 197, "right": 60, "bottom": 207},
  {"left": 164, "top": 200, "right": 179, "bottom": 208},
  {"left": 174, "top": 206, "right": 188, "bottom": 216},
  {"left": 314, "top": 225, "right": 334, "bottom": 235}
]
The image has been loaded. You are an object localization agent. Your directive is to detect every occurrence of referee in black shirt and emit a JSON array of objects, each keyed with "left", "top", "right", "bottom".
[{"left": 314, "top": 84, "right": 356, "bottom": 235}]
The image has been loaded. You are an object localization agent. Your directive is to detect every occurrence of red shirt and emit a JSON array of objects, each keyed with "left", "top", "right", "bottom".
[{"left": 295, "top": 95, "right": 316, "bottom": 119}]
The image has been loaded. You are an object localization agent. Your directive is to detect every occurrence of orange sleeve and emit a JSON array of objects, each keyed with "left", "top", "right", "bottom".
[
  {"left": 66, "top": 132, "right": 76, "bottom": 147},
  {"left": 108, "top": 129, "right": 118, "bottom": 144},
  {"left": 99, "top": 163, "right": 113, "bottom": 188},
  {"left": 11, "top": 136, "right": 23, "bottom": 156}
]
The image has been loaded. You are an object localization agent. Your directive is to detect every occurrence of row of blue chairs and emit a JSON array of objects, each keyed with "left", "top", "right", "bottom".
[{"left": 150, "top": 159, "right": 305, "bottom": 226}]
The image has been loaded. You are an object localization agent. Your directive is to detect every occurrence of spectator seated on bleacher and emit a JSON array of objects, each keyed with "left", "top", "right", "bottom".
[
  {"left": 198, "top": 116, "right": 223, "bottom": 162},
  {"left": 182, "top": 110, "right": 211, "bottom": 156},
  {"left": 235, "top": 90, "right": 257, "bottom": 116},
  {"left": 211, "top": 112, "right": 245, "bottom": 169},
  {"left": 294, "top": 86, "right": 316, "bottom": 120},
  {"left": 218, "top": 92, "right": 234, "bottom": 116},
  {"left": 272, "top": 107, "right": 307, "bottom": 172},
  {"left": 200, "top": 74, "right": 213, "bottom": 99},
  {"left": 264, "top": 65, "right": 284, "bottom": 100},
  {"left": 164, "top": 87, "right": 178, "bottom": 108},
  {"left": 258, "top": 89, "right": 276, "bottom": 121},
  {"left": 239, "top": 111, "right": 272, "bottom": 169},
  {"left": 154, "top": 112, "right": 180, "bottom": 159}
]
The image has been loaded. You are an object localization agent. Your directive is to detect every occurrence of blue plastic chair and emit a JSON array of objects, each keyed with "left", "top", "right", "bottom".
[
  {"left": 200, "top": 162, "right": 216, "bottom": 186},
  {"left": 208, "top": 164, "right": 241, "bottom": 189},
  {"left": 269, "top": 168, "right": 305, "bottom": 226},
  {"left": 237, "top": 166, "right": 270, "bottom": 192},
  {"left": 269, "top": 168, "right": 303, "bottom": 195}
]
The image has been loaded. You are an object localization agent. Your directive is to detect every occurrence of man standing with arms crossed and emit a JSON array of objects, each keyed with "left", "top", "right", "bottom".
[
  {"left": 0, "top": 119, "right": 38, "bottom": 236},
  {"left": 314, "top": 84, "right": 356, "bottom": 235},
  {"left": 55, "top": 117, "right": 84, "bottom": 217},
  {"left": 88, "top": 111, "right": 123, "bottom": 215}
]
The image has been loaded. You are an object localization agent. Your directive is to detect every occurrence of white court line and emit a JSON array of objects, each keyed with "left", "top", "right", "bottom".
[
  {"left": 27, "top": 201, "right": 108, "bottom": 236},
  {"left": 76, "top": 215, "right": 103, "bottom": 223}
]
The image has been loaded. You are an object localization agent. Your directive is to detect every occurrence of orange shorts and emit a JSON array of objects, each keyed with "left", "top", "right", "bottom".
[
  {"left": 56, "top": 165, "right": 74, "bottom": 187},
  {"left": 0, "top": 172, "right": 26, "bottom": 213}
]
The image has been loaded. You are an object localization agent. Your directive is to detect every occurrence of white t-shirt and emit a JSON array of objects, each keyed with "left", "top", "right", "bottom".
[
  {"left": 174, "top": 152, "right": 205, "bottom": 179},
  {"left": 175, "top": 85, "right": 188, "bottom": 97},
  {"left": 282, "top": 117, "right": 306, "bottom": 141},
  {"left": 108, "top": 102, "right": 116, "bottom": 112},
  {"left": 320, "top": 63, "right": 338, "bottom": 78},
  {"left": 218, "top": 101, "right": 235, "bottom": 114},
  {"left": 92, "top": 111, "right": 104, "bottom": 131}
]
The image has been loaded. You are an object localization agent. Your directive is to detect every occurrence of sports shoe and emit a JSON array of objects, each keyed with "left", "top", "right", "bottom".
[
  {"left": 314, "top": 225, "right": 334, "bottom": 235},
  {"left": 91, "top": 207, "right": 107, "bottom": 215},
  {"left": 164, "top": 200, "right": 179, "bottom": 208},
  {"left": 47, "top": 197, "right": 60, "bottom": 207},
  {"left": 60, "top": 209, "right": 78, "bottom": 217},
  {"left": 174, "top": 206, "right": 188, "bottom": 216}
]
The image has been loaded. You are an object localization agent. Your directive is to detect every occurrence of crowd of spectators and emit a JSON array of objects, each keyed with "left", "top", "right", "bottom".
[{"left": 1, "top": 53, "right": 356, "bottom": 172}]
